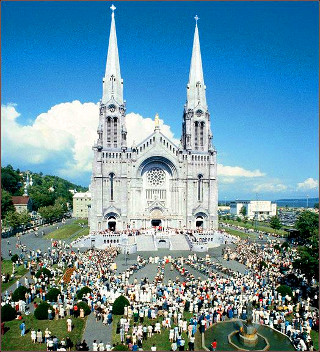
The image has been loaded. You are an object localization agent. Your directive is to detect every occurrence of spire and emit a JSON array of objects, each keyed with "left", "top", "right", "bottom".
[
  {"left": 102, "top": 4, "right": 123, "bottom": 105},
  {"left": 186, "top": 16, "right": 207, "bottom": 110}
]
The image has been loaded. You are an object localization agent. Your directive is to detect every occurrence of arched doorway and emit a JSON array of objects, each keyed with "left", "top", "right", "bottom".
[
  {"left": 151, "top": 219, "right": 162, "bottom": 227},
  {"left": 150, "top": 208, "right": 163, "bottom": 227},
  {"left": 108, "top": 216, "right": 116, "bottom": 231},
  {"left": 196, "top": 216, "right": 204, "bottom": 228}
]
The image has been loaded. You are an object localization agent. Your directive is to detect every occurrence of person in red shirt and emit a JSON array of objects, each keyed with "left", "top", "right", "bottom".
[{"left": 211, "top": 339, "right": 217, "bottom": 351}]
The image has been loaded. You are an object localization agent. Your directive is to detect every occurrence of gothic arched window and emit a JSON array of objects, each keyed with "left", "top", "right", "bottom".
[
  {"left": 200, "top": 122, "right": 205, "bottom": 147},
  {"left": 197, "top": 174, "right": 203, "bottom": 202},
  {"left": 109, "top": 173, "right": 115, "bottom": 201},
  {"left": 107, "top": 117, "right": 111, "bottom": 143},
  {"left": 194, "top": 121, "right": 199, "bottom": 149},
  {"left": 113, "top": 117, "right": 118, "bottom": 146}
]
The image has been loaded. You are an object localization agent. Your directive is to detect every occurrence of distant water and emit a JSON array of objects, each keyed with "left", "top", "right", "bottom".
[
  {"left": 275, "top": 198, "right": 318, "bottom": 208},
  {"left": 219, "top": 198, "right": 319, "bottom": 208}
]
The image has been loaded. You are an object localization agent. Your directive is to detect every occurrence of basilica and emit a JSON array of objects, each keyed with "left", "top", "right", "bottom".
[{"left": 89, "top": 6, "right": 218, "bottom": 232}]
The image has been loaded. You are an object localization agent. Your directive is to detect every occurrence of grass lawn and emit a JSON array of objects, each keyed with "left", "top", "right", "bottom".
[
  {"left": 310, "top": 329, "right": 319, "bottom": 350},
  {"left": 112, "top": 312, "right": 202, "bottom": 350},
  {"left": 220, "top": 228, "right": 249, "bottom": 239},
  {"left": 72, "top": 227, "right": 90, "bottom": 240},
  {"left": 220, "top": 219, "right": 286, "bottom": 236},
  {"left": 1, "top": 260, "right": 28, "bottom": 292},
  {"left": 45, "top": 219, "right": 88, "bottom": 240},
  {"left": 1, "top": 314, "right": 87, "bottom": 351}
]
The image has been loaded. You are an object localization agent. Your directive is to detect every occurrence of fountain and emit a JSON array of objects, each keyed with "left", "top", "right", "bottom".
[
  {"left": 227, "top": 302, "right": 269, "bottom": 350},
  {"left": 204, "top": 301, "right": 295, "bottom": 351}
]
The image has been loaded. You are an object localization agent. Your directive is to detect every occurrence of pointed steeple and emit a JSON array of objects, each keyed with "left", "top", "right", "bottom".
[
  {"left": 102, "top": 4, "right": 123, "bottom": 105},
  {"left": 186, "top": 16, "right": 207, "bottom": 110}
]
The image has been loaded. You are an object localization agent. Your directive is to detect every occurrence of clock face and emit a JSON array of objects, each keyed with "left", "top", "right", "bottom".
[
  {"left": 109, "top": 104, "right": 116, "bottom": 113},
  {"left": 196, "top": 109, "right": 203, "bottom": 117}
]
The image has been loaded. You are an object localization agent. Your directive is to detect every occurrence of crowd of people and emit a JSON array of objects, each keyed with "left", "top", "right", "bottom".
[{"left": 1, "top": 224, "right": 319, "bottom": 351}]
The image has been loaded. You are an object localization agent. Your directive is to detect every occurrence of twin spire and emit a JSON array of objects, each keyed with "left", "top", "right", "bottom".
[
  {"left": 102, "top": 4, "right": 123, "bottom": 105},
  {"left": 187, "top": 15, "right": 207, "bottom": 110},
  {"left": 102, "top": 6, "right": 207, "bottom": 111}
]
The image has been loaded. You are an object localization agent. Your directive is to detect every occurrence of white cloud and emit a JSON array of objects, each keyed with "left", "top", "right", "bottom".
[
  {"left": 253, "top": 183, "right": 288, "bottom": 193},
  {"left": 1, "top": 102, "right": 179, "bottom": 178},
  {"left": 297, "top": 178, "right": 318, "bottom": 190},
  {"left": 217, "top": 164, "right": 265, "bottom": 178}
]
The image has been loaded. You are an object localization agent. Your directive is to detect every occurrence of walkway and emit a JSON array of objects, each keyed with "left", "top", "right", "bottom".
[{"left": 82, "top": 312, "right": 112, "bottom": 348}]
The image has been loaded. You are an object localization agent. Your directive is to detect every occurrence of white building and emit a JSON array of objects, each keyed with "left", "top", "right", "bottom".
[
  {"left": 89, "top": 6, "right": 218, "bottom": 232},
  {"left": 230, "top": 200, "right": 277, "bottom": 220},
  {"left": 73, "top": 192, "right": 91, "bottom": 218}
]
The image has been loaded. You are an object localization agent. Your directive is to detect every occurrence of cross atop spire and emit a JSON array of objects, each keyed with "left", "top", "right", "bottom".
[
  {"left": 102, "top": 3, "right": 123, "bottom": 104},
  {"left": 186, "top": 16, "right": 207, "bottom": 110},
  {"left": 194, "top": 15, "right": 199, "bottom": 25}
]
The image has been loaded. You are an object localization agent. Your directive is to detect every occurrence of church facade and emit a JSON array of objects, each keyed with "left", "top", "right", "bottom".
[{"left": 89, "top": 7, "right": 218, "bottom": 232}]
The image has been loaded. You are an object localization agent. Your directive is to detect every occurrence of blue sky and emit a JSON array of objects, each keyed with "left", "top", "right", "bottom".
[{"left": 1, "top": 1, "right": 319, "bottom": 200}]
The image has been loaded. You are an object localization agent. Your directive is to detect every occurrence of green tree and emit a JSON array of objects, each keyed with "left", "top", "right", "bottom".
[
  {"left": 295, "top": 211, "right": 318, "bottom": 243},
  {"left": 1, "top": 165, "right": 23, "bottom": 195},
  {"left": 4, "top": 211, "right": 21, "bottom": 229},
  {"left": 112, "top": 295, "right": 130, "bottom": 315},
  {"left": 269, "top": 216, "right": 282, "bottom": 231},
  {"left": 243, "top": 216, "right": 248, "bottom": 224},
  {"left": 314, "top": 202, "right": 319, "bottom": 209},
  {"left": 19, "top": 211, "right": 31, "bottom": 227},
  {"left": 1, "top": 189, "right": 15, "bottom": 217},
  {"left": 239, "top": 206, "right": 247, "bottom": 217}
]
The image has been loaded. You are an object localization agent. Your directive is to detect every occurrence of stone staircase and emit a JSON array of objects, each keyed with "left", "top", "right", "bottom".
[
  {"left": 170, "top": 234, "right": 191, "bottom": 251},
  {"left": 136, "top": 235, "right": 157, "bottom": 251}
]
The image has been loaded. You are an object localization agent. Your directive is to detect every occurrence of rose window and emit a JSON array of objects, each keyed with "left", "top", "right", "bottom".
[{"left": 147, "top": 167, "right": 166, "bottom": 187}]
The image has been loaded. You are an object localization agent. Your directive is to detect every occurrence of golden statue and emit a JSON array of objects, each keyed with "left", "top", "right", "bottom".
[{"left": 155, "top": 113, "right": 160, "bottom": 127}]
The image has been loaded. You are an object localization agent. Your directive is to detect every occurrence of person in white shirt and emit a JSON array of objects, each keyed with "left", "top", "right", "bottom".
[
  {"left": 92, "top": 340, "right": 98, "bottom": 351},
  {"left": 151, "top": 344, "right": 157, "bottom": 351}
]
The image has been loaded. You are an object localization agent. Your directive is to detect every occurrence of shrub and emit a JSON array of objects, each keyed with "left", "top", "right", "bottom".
[
  {"left": 76, "top": 286, "right": 92, "bottom": 299},
  {"left": 274, "top": 244, "right": 281, "bottom": 251},
  {"left": 35, "top": 267, "right": 53, "bottom": 279},
  {"left": 76, "top": 301, "right": 91, "bottom": 316},
  {"left": 281, "top": 241, "right": 290, "bottom": 250},
  {"left": 12, "top": 286, "right": 30, "bottom": 302},
  {"left": 112, "top": 295, "right": 130, "bottom": 315},
  {"left": 1, "top": 304, "right": 16, "bottom": 321},
  {"left": 34, "top": 302, "right": 52, "bottom": 320},
  {"left": 276, "top": 285, "right": 293, "bottom": 298},
  {"left": 11, "top": 254, "right": 19, "bottom": 263},
  {"left": 113, "top": 344, "right": 129, "bottom": 351},
  {"left": 46, "top": 288, "right": 61, "bottom": 302}
]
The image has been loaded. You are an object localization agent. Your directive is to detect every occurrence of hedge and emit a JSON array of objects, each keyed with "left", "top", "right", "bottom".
[
  {"left": 112, "top": 295, "right": 130, "bottom": 315},
  {"left": 113, "top": 344, "right": 129, "bottom": 351},
  {"left": 34, "top": 302, "right": 53, "bottom": 320},
  {"left": 276, "top": 285, "right": 293, "bottom": 298},
  {"left": 35, "top": 267, "right": 53, "bottom": 279},
  {"left": 76, "top": 286, "right": 92, "bottom": 300},
  {"left": 1, "top": 304, "right": 16, "bottom": 321},
  {"left": 12, "top": 286, "right": 30, "bottom": 302},
  {"left": 76, "top": 301, "right": 91, "bottom": 316},
  {"left": 46, "top": 288, "right": 61, "bottom": 302}
]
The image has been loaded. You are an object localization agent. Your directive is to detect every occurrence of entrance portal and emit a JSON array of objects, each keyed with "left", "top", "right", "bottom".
[
  {"left": 151, "top": 219, "right": 162, "bottom": 227},
  {"left": 108, "top": 216, "right": 116, "bottom": 231},
  {"left": 196, "top": 216, "right": 204, "bottom": 228}
]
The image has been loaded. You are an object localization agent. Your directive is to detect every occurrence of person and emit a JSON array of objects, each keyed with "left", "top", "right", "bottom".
[
  {"left": 67, "top": 317, "right": 72, "bottom": 332},
  {"left": 80, "top": 308, "right": 85, "bottom": 318},
  {"left": 171, "top": 341, "right": 178, "bottom": 351},
  {"left": 20, "top": 321, "right": 26, "bottom": 337},
  {"left": 188, "top": 335, "right": 195, "bottom": 351},
  {"left": 65, "top": 336, "right": 73, "bottom": 351},
  {"left": 31, "top": 328, "right": 36, "bottom": 343},
  {"left": 92, "top": 340, "right": 98, "bottom": 351},
  {"left": 36, "top": 328, "right": 43, "bottom": 343},
  {"left": 179, "top": 337, "right": 185, "bottom": 351},
  {"left": 151, "top": 343, "right": 157, "bottom": 351},
  {"left": 98, "top": 341, "right": 104, "bottom": 351},
  {"left": 211, "top": 339, "right": 217, "bottom": 351},
  {"left": 47, "top": 337, "right": 54, "bottom": 351}
]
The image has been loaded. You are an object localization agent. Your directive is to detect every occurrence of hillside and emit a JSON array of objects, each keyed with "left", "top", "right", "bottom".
[{"left": 1, "top": 164, "right": 88, "bottom": 216}]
